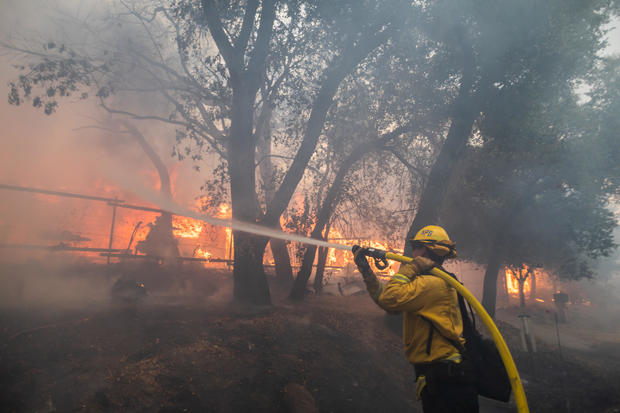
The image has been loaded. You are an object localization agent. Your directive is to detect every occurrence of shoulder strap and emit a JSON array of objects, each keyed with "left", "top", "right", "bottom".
[
  {"left": 421, "top": 316, "right": 434, "bottom": 355},
  {"left": 422, "top": 316, "right": 465, "bottom": 354},
  {"left": 420, "top": 269, "right": 473, "bottom": 354},
  {"left": 442, "top": 269, "right": 476, "bottom": 334}
]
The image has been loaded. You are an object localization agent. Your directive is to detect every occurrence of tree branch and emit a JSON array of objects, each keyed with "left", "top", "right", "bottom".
[
  {"left": 130, "top": 48, "right": 221, "bottom": 104},
  {"left": 141, "top": 5, "right": 205, "bottom": 90},
  {"left": 236, "top": 0, "right": 259, "bottom": 53},
  {"left": 201, "top": 0, "right": 237, "bottom": 69},
  {"left": 99, "top": 98, "right": 189, "bottom": 126},
  {"left": 386, "top": 148, "right": 427, "bottom": 177},
  {"left": 246, "top": 0, "right": 277, "bottom": 90},
  {"left": 255, "top": 154, "right": 322, "bottom": 175},
  {"left": 263, "top": 27, "right": 395, "bottom": 226},
  {"left": 121, "top": 120, "right": 172, "bottom": 198}
]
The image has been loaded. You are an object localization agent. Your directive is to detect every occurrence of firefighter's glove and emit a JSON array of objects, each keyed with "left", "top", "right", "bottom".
[
  {"left": 399, "top": 256, "right": 435, "bottom": 279},
  {"left": 352, "top": 245, "right": 371, "bottom": 273}
]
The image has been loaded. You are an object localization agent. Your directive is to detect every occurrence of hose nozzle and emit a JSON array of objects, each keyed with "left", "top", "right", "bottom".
[{"left": 351, "top": 245, "right": 389, "bottom": 270}]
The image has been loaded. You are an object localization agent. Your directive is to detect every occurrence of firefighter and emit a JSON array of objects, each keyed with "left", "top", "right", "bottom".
[{"left": 354, "top": 225, "right": 478, "bottom": 413}]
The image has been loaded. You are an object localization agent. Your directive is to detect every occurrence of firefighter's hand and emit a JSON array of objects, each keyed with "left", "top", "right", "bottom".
[
  {"left": 399, "top": 256, "right": 435, "bottom": 279},
  {"left": 352, "top": 246, "right": 371, "bottom": 272}
]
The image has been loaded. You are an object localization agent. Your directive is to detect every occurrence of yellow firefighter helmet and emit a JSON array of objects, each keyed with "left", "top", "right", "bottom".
[{"left": 410, "top": 225, "right": 457, "bottom": 259}]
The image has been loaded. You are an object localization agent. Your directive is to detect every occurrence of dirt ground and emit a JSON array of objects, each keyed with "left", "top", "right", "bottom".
[{"left": 1, "top": 262, "right": 620, "bottom": 412}]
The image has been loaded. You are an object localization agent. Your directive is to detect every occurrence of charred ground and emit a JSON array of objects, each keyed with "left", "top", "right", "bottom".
[{"left": 1, "top": 263, "right": 620, "bottom": 413}]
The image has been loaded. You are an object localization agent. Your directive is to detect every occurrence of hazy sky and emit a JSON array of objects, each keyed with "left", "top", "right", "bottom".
[{"left": 603, "top": 14, "right": 620, "bottom": 55}]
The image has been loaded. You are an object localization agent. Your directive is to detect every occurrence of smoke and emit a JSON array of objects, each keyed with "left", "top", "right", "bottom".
[
  {"left": 0, "top": 260, "right": 114, "bottom": 309},
  {"left": 0, "top": 0, "right": 207, "bottom": 251},
  {"left": 0, "top": 0, "right": 212, "bottom": 310}
]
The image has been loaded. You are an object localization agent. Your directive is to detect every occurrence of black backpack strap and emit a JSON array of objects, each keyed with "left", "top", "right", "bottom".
[
  {"left": 418, "top": 270, "right": 475, "bottom": 356},
  {"left": 421, "top": 316, "right": 434, "bottom": 355},
  {"left": 468, "top": 300, "right": 476, "bottom": 330},
  {"left": 442, "top": 269, "right": 476, "bottom": 335},
  {"left": 422, "top": 316, "right": 464, "bottom": 354}
]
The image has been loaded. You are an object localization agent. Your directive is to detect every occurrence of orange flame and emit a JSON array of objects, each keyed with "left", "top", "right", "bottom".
[
  {"left": 194, "top": 246, "right": 212, "bottom": 261},
  {"left": 505, "top": 267, "right": 531, "bottom": 297},
  {"left": 173, "top": 216, "right": 203, "bottom": 239},
  {"left": 217, "top": 203, "right": 230, "bottom": 217}
]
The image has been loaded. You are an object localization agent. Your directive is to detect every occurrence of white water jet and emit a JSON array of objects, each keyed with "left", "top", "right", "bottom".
[{"left": 103, "top": 166, "right": 352, "bottom": 252}]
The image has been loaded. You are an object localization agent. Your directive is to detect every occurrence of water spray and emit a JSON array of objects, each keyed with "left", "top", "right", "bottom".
[
  {"left": 127, "top": 191, "right": 353, "bottom": 251},
  {"left": 101, "top": 167, "right": 355, "bottom": 251}
]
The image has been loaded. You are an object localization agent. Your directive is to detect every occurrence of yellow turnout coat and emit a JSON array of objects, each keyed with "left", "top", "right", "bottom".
[{"left": 365, "top": 262, "right": 465, "bottom": 365}]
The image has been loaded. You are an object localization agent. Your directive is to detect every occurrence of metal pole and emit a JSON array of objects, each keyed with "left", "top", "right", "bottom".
[
  {"left": 554, "top": 312, "right": 563, "bottom": 358},
  {"left": 0, "top": 244, "right": 122, "bottom": 253},
  {"left": 0, "top": 183, "right": 122, "bottom": 203},
  {"left": 524, "top": 316, "right": 536, "bottom": 353},
  {"left": 227, "top": 231, "right": 233, "bottom": 268},
  {"left": 518, "top": 315, "right": 528, "bottom": 351},
  {"left": 107, "top": 197, "right": 118, "bottom": 265}
]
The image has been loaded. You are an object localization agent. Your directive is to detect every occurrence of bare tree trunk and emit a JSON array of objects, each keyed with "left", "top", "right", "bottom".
[
  {"left": 203, "top": 0, "right": 276, "bottom": 305},
  {"left": 519, "top": 279, "right": 526, "bottom": 308},
  {"left": 256, "top": 102, "right": 294, "bottom": 284},
  {"left": 313, "top": 221, "right": 332, "bottom": 294},
  {"left": 228, "top": 85, "right": 272, "bottom": 304},
  {"left": 289, "top": 151, "right": 359, "bottom": 299},
  {"left": 518, "top": 268, "right": 529, "bottom": 308},
  {"left": 530, "top": 270, "right": 537, "bottom": 300},
  {"left": 482, "top": 247, "right": 504, "bottom": 318},
  {"left": 481, "top": 196, "right": 530, "bottom": 316},
  {"left": 290, "top": 246, "right": 315, "bottom": 300},
  {"left": 271, "top": 239, "right": 293, "bottom": 283},
  {"left": 233, "top": 232, "right": 270, "bottom": 305},
  {"left": 313, "top": 246, "right": 329, "bottom": 294}
]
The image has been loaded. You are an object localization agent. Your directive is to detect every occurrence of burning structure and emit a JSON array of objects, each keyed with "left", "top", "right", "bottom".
[{"left": 0, "top": 184, "right": 234, "bottom": 267}]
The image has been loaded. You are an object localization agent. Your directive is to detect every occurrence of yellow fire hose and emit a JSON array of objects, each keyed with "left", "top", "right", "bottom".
[{"left": 361, "top": 248, "right": 529, "bottom": 413}]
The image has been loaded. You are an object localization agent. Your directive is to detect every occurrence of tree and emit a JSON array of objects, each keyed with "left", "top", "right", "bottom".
[
  {"left": 286, "top": 1, "right": 477, "bottom": 298},
  {"left": 403, "top": 0, "right": 617, "bottom": 256},
  {"left": 583, "top": 56, "right": 620, "bottom": 196},
  {"left": 5, "top": 0, "right": 414, "bottom": 304},
  {"left": 255, "top": 99, "right": 293, "bottom": 284},
  {"left": 441, "top": 67, "right": 618, "bottom": 316}
]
